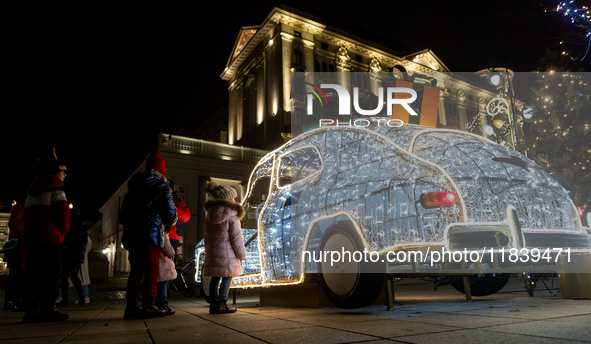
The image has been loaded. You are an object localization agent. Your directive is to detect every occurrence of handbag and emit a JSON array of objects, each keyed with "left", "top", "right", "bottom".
[{"left": 159, "top": 256, "right": 177, "bottom": 282}]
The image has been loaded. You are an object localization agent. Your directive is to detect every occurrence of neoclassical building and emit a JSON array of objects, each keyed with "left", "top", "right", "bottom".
[{"left": 222, "top": 5, "right": 520, "bottom": 149}]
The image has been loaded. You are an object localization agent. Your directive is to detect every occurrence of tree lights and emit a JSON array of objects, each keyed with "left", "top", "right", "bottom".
[{"left": 522, "top": 72, "right": 591, "bottom": 211}]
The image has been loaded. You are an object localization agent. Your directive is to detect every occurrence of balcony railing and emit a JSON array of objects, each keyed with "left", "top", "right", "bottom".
[{"left": 158, "top": 133, "right": 268, "bottom": 163}]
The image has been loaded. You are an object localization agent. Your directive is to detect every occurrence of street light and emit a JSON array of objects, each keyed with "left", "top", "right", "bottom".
[{"left": 489, "top": 71, "right": 501, "bottom": 87}]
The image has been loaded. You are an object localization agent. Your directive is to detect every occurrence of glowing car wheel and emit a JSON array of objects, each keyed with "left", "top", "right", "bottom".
[
  {"left": 450, "top": 273, "right": 511, "bottom": 296},
  {"left": 318, "top": 223, "right": 384, "bottom": 309},
  {"left": 198, "top": 264, "right": 211, "bottom": 303}
]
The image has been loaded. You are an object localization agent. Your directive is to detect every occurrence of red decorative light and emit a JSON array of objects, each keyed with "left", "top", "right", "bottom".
[
  {"left": 421, "top": 192, "right": 457, "bottom": 208},
  {"left": 576, "top": 206, "right": 584, "bottom": 217}
]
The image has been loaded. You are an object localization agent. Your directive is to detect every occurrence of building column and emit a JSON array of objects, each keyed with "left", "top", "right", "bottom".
[
  {"left": 438, "top": 85, "right": 447, "bottom": 126},
  {"left": 335, "top": 45, "right": 352, "bottom": 88},
  {"left": 303, "top": 40, "right": 315, "bottom": 75},
  {"left": 457, "top": 90, "right": 468, "bottom": 131},
  {"left": 479, "top": 95, "right": 488, "bottom": 139},
  {"left": 280, "top": 32, "right": 293, "bottom": 113},
  {"left": 335, "top": 45, "right": 352, "bottom": 118},
  {"left": 458, "top": 105, "right": 468, "bottom": 131},
  {"left": 368, "top": 57, "right": 382, "bottom": 96}
]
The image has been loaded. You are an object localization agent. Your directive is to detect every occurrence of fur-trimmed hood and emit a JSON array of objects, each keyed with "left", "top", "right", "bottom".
[{"left": 204, "top": 200, "right": 245, "bottom": 221}]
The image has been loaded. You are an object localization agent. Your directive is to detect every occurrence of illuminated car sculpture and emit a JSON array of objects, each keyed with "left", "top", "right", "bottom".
[{"left": 196, "top": 121, "right": 590, "bottom": 308}]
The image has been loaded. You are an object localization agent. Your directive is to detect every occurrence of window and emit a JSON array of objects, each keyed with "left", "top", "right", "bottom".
[
  {"left": 293, "top": 30, "right": 302, "bottom": 38},
  {"left": 321, "top": 42, "right": 328, "bottom": 50},
  {"left": 278, "top": 147, "right": 322, "bottom": 187},
  {"left": 355, "top": 54, "right": 362, "bottom": 62},
  {"left": 245, "top": 159, "right": 274, "bottom": 207},
  {"left": 292, "top": 73, "right": 304, "bottom": 97},
  {"left": 314, "top": 60, "right": 320, "bottom": 72},
  {"left": 293, "top": 49, "right": 303, "bottom": 66}
]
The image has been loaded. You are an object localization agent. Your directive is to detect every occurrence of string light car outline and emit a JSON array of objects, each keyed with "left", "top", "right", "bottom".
[{"left": 196, "top": 121, "right": 590, "bottom": 307}]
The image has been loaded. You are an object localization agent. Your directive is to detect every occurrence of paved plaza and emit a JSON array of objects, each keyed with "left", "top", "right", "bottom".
[{"left": 0, "top": 276, "right": 589, "bottom": 343}]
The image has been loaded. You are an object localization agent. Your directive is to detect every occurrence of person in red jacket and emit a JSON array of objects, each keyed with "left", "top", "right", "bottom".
[
  {"left": 166, "top": 179, "right": 191, "bottom": 257},
  {"left": 22, "top": 150, "right": 70, "bottom": 323},
  {"left": 3, "top": 199, "right": 26, "bottom": 312}
]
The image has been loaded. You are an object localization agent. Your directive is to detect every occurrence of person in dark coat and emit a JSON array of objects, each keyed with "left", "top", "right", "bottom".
[
  {"left": 3, "top": 199, "right": 26, "bottom": 312},
  {"left": 120, "top": 149, "right": 177, "bottom": 319},
  {"left": 22, "top": 149, "right": 70, "bottom": 323},
  {"left": 56, "top": 207, "right": 87, "bottom": 306}
]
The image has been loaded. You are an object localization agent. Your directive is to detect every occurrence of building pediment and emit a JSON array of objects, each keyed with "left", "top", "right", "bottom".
[
  {"left": 226, "top": 26, "right": 259, "bottom": 71},
  {"left": 403, "top": 49, "right": 450, "bottom": 72}
]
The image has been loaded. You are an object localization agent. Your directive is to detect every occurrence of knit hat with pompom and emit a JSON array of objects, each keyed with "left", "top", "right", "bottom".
[
  {"left": 205, "top": 181, "right": 237, "bottom": 200},
  {"left": 145, "top": 149, "right": 166, "bottom": 175}
]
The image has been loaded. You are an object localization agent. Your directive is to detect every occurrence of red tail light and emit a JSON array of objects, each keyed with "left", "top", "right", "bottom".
[
  {"left": 421, "top": 192, "right": 457, "bottom": 208},
  {"left": 576, "top": 206, "right": 584, "bottom": 217}
]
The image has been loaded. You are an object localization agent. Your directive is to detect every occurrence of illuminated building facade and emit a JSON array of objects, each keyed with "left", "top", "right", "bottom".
[{"left": 221, "top": 5, "right": 521, "bottom": 148}]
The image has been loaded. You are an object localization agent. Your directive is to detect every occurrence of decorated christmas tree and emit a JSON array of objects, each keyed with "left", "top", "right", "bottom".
[{"left": 520, "top": 59, "right": 591, "bottom": 212}]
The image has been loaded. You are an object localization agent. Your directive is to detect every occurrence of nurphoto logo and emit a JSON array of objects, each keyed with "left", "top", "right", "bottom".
[{"left": 299, "top": 73, "right": 442, "bottom": 129}]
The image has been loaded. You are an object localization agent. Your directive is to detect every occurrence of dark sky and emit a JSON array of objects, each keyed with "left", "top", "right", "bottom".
[{"left": 2, "top": 0, "right": 589, "bottom": 220}]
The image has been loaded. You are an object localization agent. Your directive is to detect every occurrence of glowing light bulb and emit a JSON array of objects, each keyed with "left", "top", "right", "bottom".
[{"left": 490, "top": 72, "right": 501, "bottom": 86}]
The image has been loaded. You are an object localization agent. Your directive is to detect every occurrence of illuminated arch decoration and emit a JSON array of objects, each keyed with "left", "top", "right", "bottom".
[{"left": 486, "top": 96, "right": 510, "bottom": 117}]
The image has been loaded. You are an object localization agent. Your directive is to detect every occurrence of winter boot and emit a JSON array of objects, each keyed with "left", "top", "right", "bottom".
[
  {"left": 209, "top": 299, "right": 221, "bottom": 314},
  {"left": 142, "top": 297, "right": 165, "bottom": 318},
  {"left": 157, "top": 302, "right": 176, "bottom": 316},
  {"left": 22, "top": 310, "right": 38, "bottom": 324},
  {"left": 37, "top": 306, "right": 69, "bottom": 322},
  {"left": 219, "top": 300, "right": 237, "bottom": 314},
  {"left": 123, "top": 297, "right": 143, "bottom": 320}
]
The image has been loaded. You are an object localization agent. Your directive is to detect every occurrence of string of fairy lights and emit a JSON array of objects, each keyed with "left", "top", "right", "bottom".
[
  {"left": 555, "top": 1, "right": 591, "bottom": 37},
  {"left": 554, "top": 1, "right": 591, "bottom": 60}
]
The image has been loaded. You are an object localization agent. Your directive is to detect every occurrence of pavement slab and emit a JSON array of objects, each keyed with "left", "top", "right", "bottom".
[
  {"left": 245, "top": 325, "right": 379, "bottom": 344},
  {"left": 484, "top": 320, "right": 591, "bottom": 342},
  {"left": 325, "top": 318, "right": 458, "bottom": 338},
  {"left": 393, "top": 328, "right": 589, "bottom": 344}
]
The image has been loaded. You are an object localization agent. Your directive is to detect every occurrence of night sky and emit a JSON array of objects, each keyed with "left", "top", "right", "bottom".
[{"left": 2, "top": 0, "right": 589, "bottom": 221}]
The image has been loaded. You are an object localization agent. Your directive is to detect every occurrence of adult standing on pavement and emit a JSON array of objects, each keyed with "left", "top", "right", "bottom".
[
  {"left": 120, "top": 149, "right": 177, "bottom": 319},
  {"left": 77, "top": 233, "right": 92, "bottom": 304},
  {"left": 203, "top": 181, "right": 246, "bottom": 314},
  {"left": 56, "top": 207, "right": 87, "bottom": 306},
  {"left": 22, "top": 149, "right": 70, "bottom": 323},
  {"left": 3, "top": 199, "right": 26, "bottom": 312}
]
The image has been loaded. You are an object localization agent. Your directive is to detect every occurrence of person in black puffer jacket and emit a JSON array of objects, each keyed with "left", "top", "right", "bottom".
[
  {"left": 57, "top": 207, "right": 87, "bottom": 306},
  {"left": 120, "top": 149, "right": 177, "bottom": 319}
]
